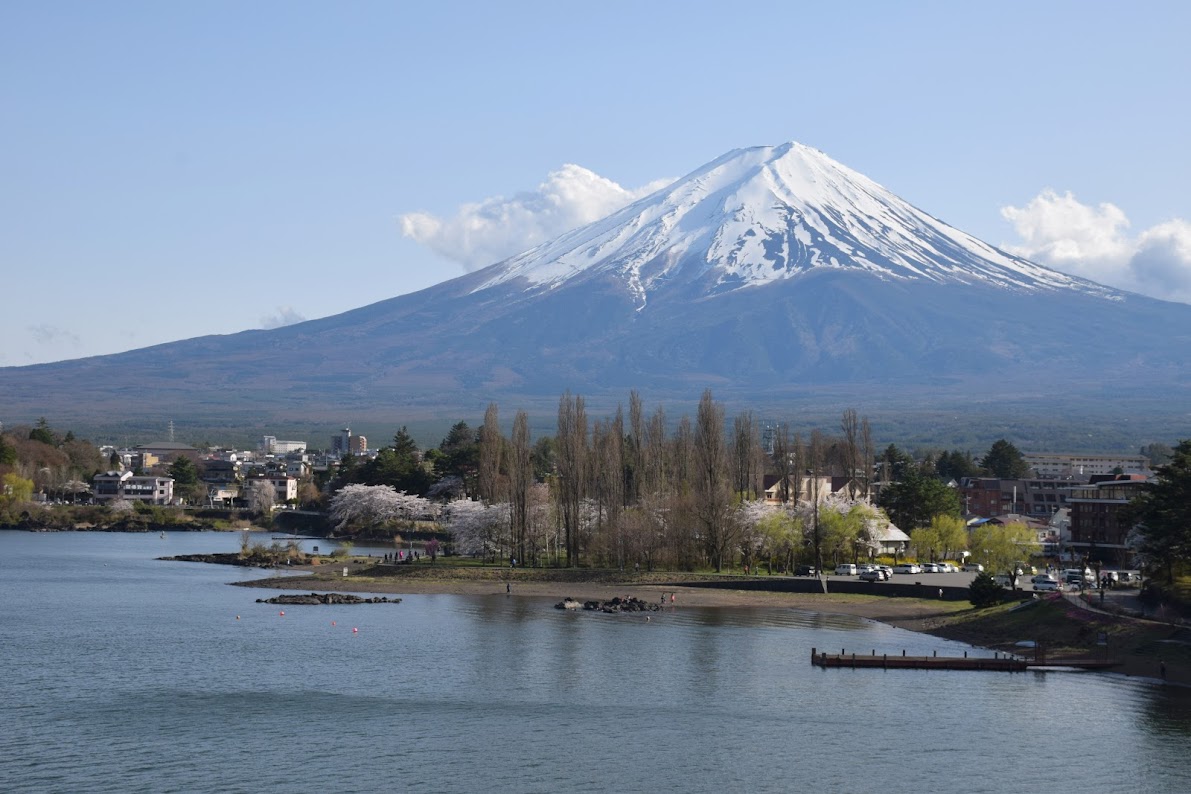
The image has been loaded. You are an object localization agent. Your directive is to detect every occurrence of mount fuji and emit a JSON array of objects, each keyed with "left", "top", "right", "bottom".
[{"left": 3, "top": 142, "right": 1189, "bottom": 429}]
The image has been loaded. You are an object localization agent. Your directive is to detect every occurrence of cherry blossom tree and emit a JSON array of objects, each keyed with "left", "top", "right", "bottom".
[
  {"left": 329, "top": 483, "right": 432, "bottom": 535},
  {"left": 444, "top": 498, "right": 510, "bottom": 558}
]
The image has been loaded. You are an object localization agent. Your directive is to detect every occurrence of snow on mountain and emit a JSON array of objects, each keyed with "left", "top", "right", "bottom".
[{"left": 474, "top": 142, "right": 1120, "bottom": 305}]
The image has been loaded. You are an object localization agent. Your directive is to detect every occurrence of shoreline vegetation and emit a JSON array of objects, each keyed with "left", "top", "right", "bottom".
[{"left": 166, "top": 554, "right": 1191, "bottom": 688}]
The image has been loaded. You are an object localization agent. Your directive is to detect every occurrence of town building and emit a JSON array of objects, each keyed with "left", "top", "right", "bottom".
[
  {"left": 244, "top": 474, "right": 298, "bottom": 505},
  {"left": 959, "top": 477, "right": 1079, "bottom": 519},
  {"left": 92, "top": 471, "right": 175, "bottom": 504},
  {"left": 262, "top": 436, "right": 307, "bottom": 455},
  {"left": 1067, "top": 475, "right": 1147, "bottom": 563},
  {"left": 1023, "top": 452, "right": 1149, "bottom": 479},
  {"left": 134, "top": 441, "right": 200, "bottom": 463},
  {"left": 865, "top": 518, "right": 910, "bottom": 556},
  {"left": 763, "top": 474, "right": 842, "bottom": 504}
]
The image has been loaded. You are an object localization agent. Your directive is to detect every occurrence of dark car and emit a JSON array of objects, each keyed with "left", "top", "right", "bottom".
[{"left": 794, "top": 565, "right": 817, "bottom": 576}]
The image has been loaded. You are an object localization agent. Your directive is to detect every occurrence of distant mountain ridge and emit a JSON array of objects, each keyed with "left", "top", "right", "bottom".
[{"left": 2, "top": 142, "right": 1189, "bottom": 430}]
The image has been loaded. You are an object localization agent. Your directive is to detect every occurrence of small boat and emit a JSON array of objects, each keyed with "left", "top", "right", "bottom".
[{"left": 160, "top": 531, "right": 166, "bottom": 539}]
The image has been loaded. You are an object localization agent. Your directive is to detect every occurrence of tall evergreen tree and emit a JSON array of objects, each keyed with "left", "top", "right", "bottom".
[
  {"left": 981, "top": 439, "right": 1030, "bottom": 478},
  {"left": 1128, "top": 439, "right": 1191, "bottom": 583}
]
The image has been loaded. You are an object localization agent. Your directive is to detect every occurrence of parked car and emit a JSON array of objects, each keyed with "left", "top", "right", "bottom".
[
  {"left": 1031, "top": 574, "right": 1058, "bottom": 585},
  {"left": 921, "top": 562, "right": 941, "bottom": 573},
  {"left": 993, "top": 574, "right": 1017, "bottom": 588},
  {"left": 859, "top": 568, "right": 888, "bottom": 582},
  {"left": 877, "top": 565, "right": 894, "bottom": 578},
  {"left": 936, "top": 562, "right": 959, "bottom": 573},
  {"left": 1033, "top": 579, "right": 1061, "bottom": 592},
  {"left": 892, "top": 563, "right": 921, "bottom": 574},
  {"left": 962, "top": 562, "right": 984, "bottom": 572},
  {"left": 835, "top": 564, "right": 858, "bottom": 576},
  {"left": 794, "top": 565, "right": 817, "bottom": 577}
]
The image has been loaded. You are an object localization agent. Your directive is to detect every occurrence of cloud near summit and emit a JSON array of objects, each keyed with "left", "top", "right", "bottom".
[
  {"left": 400, "top": 165, "right": 672, "bottom": 271},
  {"left": 1002, "top": 189, "right": 1191, "bottom": 304}
]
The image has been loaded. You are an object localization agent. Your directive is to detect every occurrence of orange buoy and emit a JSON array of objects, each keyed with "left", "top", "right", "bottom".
[
  {"left": 331, "top": 621, "right": 337, "bottom": 626},
  {"left": 352, "top": 627, "right": 359, "bottom": 633},
  {"left": 279, "top": 611, "right": 285, "bottom": 616}
]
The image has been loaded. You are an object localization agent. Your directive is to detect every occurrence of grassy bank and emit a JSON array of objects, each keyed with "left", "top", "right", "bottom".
[{"left": 928, "top": 594, "right": 1191, "bottom": 684}]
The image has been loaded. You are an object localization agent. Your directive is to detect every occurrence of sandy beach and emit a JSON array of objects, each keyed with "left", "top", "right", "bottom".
[{"left": 242, "top": 573, "right": 961, "bottom": 629}]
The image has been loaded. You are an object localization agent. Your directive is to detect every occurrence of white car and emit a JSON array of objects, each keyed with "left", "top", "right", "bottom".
[
  {"left": 1033, "top": 579, "right": 1061, "bottom": 592},
  {"left": 892, "top": 563, "right": 921, "bottom": 575},
  {"left": 921, "top": 562, "right": 941, "bottom": 573},
  {"left": 937, "top": 562, "right": 959, "bottom": 573},
  {"left": 1031, "top": 574, "right": 1058, "bottom": 585},
  {"left": 961, "top": 562, "right": 984, "bottom": 572}
]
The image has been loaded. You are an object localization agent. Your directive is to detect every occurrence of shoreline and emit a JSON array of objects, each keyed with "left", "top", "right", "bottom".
[
  {"left": 232, "top": 569, "right": 961, "bottom": 631},
  {"left": 227, "top": 561, "right": 1191, "bottom": 687}
]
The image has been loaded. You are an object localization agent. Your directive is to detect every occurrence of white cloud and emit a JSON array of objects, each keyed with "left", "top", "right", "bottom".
[
  {"left": 1001, "top": 190, "right": 1191, "bottom": 304},
  {"left": 261, "top": 306, "right": 307, "bottom": 329},
  {"left": 400, "top": 165, "right": 673, "bottom": 271}
]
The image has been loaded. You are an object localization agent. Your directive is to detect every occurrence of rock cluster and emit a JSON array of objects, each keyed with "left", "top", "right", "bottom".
[
  {"left": 555, "top": 596, "right": 660, "bottom": 613},
  {"left": 256, "top": 593, "right": 400, "bottom": 605}
]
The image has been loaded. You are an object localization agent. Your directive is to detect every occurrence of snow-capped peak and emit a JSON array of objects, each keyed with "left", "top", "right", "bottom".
[{"left": 472, "top": 142, "right": 1119, "bottom": 303}]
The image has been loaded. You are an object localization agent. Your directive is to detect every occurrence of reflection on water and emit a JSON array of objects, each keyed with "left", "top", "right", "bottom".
[{"left": 1, "top": 531, "right": 1189, "bottom": 794}]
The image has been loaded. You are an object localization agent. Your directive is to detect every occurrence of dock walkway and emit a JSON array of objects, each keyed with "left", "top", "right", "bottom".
[{"left": 811, "top": 648, "right": 1119, "bottom": 672}]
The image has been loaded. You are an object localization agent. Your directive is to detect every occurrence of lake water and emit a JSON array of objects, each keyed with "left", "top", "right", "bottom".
[{"left": 2, "top": 531, "right": 1189, "bottom": 793}]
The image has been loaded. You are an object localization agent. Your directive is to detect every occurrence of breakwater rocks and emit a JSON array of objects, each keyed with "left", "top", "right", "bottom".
[
  {"left": 256, "top": 593, "right": 401, "bottom": 606},
  {"left": 555, "top": 596, "right": 661, "bottom": 613},
  {"left": 164, "top": 553, "right": 262, "bottom": 566}
]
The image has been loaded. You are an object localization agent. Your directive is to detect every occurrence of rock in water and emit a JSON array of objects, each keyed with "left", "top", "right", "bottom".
[{"left": 255, "top": 593, "right": 400, "bottom": 605}]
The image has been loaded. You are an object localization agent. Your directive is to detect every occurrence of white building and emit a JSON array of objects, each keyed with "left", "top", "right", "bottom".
[
  {"left": 1024, "top": 452, "right": 1149, "bottom": 479},
  {"left": 92, "top": 471, "right": 175, "bottom": 505},
  {"left": 262, "top": 436, "right": 307, "bottom": 455}
]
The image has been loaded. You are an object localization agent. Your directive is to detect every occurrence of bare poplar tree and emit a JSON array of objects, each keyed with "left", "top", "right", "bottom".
[
  {"left": 841, "top": 408, "right": 860, "bottom": 500},
  {"left": 592, "top": 408, "right": 626, "bottom": 568},
  {"left": 627, "top": 391, "right": 644, "bottom": 506},
  {"left": 509, "top": 410, "right": 532, "bottom": 565},
  {"left": 733, "top": 411, "right": 761, "bottom": 500},
  {"left": 556, "top": 391, "right": 588, "bottom": 566},
  {"left": 860, "top": 416, "right": 874, "bottom": 499},
  {"left": 672, "top": 414, "right": 694, "bottom": 491},
  {"left": 693, "top": 389, "right": 733, "bottom": 572},
  {"left": 643, "top": 406, "right": 667, "bottom": 497},
  {"left": 478, "top": 403, "right": 504, "bottom": 506},
  {"left": 772, "top": 422, "right": 792, "bottom": 503},
  {"left": 807, "top": 429, "right": 827, "bottom": 592},
  {"left": 791, "top": 432, "right": 805, "bottom": 507}
]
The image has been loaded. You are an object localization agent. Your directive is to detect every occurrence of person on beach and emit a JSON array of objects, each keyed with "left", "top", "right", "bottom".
[{"left": 506, "top": 582, "right": 511, "bottom": 594}]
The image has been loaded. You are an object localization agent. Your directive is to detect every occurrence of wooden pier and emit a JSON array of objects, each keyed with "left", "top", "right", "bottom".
[
  {"left": 811, "top": 648, "right": 1120, "bottom": 672},
  {"left": 812, "top": 647, "right": 1028, "bottom": 671}
]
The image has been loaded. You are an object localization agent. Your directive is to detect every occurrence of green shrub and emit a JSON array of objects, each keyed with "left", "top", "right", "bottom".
[{"left": 969, "top": 571, "right": 1004, "bottom": 608}]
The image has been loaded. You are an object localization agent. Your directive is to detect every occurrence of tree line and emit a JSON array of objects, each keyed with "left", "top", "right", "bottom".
[{"left": 329, "top": 387, "right": 1109, "bottom": 579}]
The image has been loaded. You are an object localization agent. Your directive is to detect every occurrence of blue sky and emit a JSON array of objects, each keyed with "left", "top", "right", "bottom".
[{"left": 3, "top": 0, "right": 1189, "bottom": 366}]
